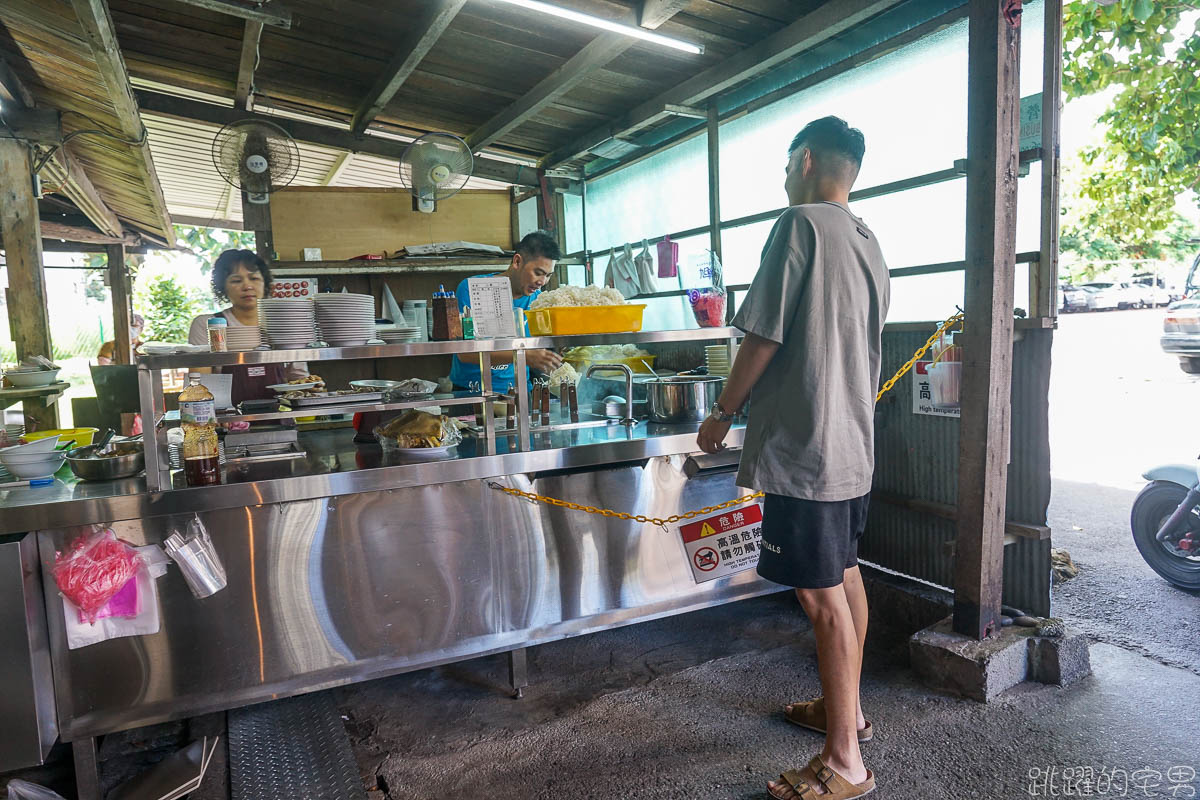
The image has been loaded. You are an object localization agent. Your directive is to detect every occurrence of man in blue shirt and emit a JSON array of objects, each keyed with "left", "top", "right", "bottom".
[{"left": 449, "top": 230, "right": 564, "bottom": 392}]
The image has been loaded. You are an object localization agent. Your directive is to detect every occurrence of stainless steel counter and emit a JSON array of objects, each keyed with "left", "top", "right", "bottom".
[{"left": 0, "top": 422, "right": 744, "bottom": 535}]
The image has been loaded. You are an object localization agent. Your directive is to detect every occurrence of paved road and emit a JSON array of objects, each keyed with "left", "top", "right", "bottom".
[{"left": 1048, "top": 308, "right": 1200, "bottom": 673}]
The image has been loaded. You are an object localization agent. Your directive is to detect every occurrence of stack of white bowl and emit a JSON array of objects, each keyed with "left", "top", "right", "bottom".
[
  {"left": 0, "top": 435, "right": 66, "bottom": 480},
  {"left": 314, "top": 293, "right": 377, "bottom": 347},
  {"left": 704, "top": 344, "right": 736, "bottom": 377},
  {"left": 225, "top": 325, "right": 262, "bottom": 351},
  {"left": 257, "top": 298, "right": 317, "bottom": 349},
  {"left": 3, "top": 366, "right": 61, "bottom": 388}
]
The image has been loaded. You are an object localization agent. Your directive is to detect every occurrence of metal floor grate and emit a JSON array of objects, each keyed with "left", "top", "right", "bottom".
[{"left": 228, "top": 692, "right": 366, "bottom": 800}]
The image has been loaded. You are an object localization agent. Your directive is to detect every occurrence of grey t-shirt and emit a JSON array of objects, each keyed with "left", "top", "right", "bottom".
[{"left": 731, "top": 202, "right": 890, "bottom": 502}]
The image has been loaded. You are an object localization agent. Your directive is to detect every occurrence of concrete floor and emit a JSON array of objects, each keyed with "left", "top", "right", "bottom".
[{"left": 334, "top": 592, "right": 1199, "bottom": 800}]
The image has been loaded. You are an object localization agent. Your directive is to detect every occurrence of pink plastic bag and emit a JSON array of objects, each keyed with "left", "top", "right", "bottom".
[
  {"left": 53, "top": 528, "right": 141, "bottom": 624},
  {"left": 657, "top": 236, "right": 678, "bottom": 278}
]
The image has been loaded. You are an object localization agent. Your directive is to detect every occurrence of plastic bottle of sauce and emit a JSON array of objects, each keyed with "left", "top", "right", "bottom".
[
  {"left": 179, "top": 374, "right": 221, "bottom": 486},
  {"left": 431, "top": 286, "right": 463, "bottom": 341}
]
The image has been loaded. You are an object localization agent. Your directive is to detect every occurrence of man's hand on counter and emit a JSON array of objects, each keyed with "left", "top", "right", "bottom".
[
  {"left": 526, "top": 349, "right": 563, "bottom": 374},
  {"left": 697, "top": 416, "right": 731, "bottom": 454}
]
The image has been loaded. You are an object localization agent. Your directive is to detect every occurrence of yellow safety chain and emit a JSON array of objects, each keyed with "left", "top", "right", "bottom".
[
  {"left": 490, "top": 311, "right": 963, "bottom": 527},
  {"left": 875, "top": 310, "right": 964, "bottom": 402},
  {"left": 488, "top": 481, "right": 764, "bottom": 531}
]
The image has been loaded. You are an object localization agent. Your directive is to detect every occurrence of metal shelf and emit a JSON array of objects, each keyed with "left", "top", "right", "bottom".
[
  {"left": 135, "top": 327, "right": 743, "bottom": 369},
  {"left": 214, "top": 392, "right": 497, "bottom": 424}
]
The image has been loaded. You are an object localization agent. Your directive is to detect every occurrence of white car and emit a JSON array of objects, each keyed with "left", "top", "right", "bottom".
[{"left": 1080, "top": 282, "right": 1122, "bottom": 311}]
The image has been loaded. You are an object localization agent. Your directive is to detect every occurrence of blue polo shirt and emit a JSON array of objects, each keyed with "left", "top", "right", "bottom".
[{"left": 448, "top": 275, "right": 539, "bottom": 393}]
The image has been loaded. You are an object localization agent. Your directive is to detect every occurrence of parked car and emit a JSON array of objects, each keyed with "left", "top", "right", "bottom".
[
  {"left": 1080, "top": 282, "right": 1123, "bottom": 311},
  {"left": 1132, "top": 274, "right": 1177, "bottom": 306},
  {"left": 1161, "top": 298, "right": 1200, "bottom": 374},
  {"left": 1117, "top": 281, "right": 1157, "bottom": 308},
  {"left": 1060, "top": 284, "right": 1089, "bottom": 313}
]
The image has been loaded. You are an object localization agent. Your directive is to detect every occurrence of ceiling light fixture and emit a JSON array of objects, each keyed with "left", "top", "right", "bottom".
[{"left": 489, "top": 0, "right": 703, "bottom": 54}]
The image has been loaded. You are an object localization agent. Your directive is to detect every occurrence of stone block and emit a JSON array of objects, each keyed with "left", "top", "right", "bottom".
[
  {"left": 909, "top": 616, "right": 1033, "bottom": 702},
  {"left": 1027, "top": 631, "right": 1092, "bottom": 687}
]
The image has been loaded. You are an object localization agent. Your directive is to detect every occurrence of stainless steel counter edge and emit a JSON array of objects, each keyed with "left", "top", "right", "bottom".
[
  {"left": 137, "top": 327, "right": 743, "bottom": 368},
  {"left": 2, "top": 428, "right": 745, "bottom": 533}
]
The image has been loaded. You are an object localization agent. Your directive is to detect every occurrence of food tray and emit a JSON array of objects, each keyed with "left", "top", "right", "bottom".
[
  {"left": 525, "top": 304, "right": 646, "bottom": 336},
  {"left": 281, "top": 391, "right": 383, "bottom": 407}
]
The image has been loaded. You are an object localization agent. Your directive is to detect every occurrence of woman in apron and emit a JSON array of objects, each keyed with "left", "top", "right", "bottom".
[{"left": 187, "top": 249, "right": 308, "bottom": 404}]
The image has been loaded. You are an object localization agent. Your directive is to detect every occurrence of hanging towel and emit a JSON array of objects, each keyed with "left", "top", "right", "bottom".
[
  {"left": 635, "top": 239, "right": 657, "bottom": 296},
  {"left": 657, "top": 235, "right": 679, "bottom": 278}
]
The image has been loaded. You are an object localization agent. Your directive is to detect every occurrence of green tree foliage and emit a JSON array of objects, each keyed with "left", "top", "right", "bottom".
[
  {"left": 133, "top": 263, "right": 205, "bottom": 343},
  {"left": 173, "top": 225, "right": 256, "bottom": 274},
  {"left": 1062, "top": 1, "right": 1200, "bottom": 241}
]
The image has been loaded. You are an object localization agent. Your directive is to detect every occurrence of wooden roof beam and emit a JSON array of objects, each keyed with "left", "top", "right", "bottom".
[
  {"left": 235, "top": 20, "right": 264, "bottom": 111},
  {"left": 540, "top": 0, "right": 906, "bottom": 168},
  {"left": 40, "top": 152, "right": 125, "bottom": 238},
  {"left": 0, "top": 58, "right": 34, "bottom": 109},
  {"left": 349, "top": 0, "right": 467, "bottom": 137},
  {"left": 320, "top": 151, "right": 355, "bottom": 186},
  {"left": 167, "top": 0, "right": 291, "bottom": 29},
  {"left": 68, "top": 0, "right": 175, "bottom": 243},
  {"left": 465, "top": 5, "right": 687, "bottom": 153},
  {"left": 134, "top": 90, "right": 581, "bottom": 192}
]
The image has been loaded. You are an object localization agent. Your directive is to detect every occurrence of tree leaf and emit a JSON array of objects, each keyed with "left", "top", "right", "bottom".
[{"left": 1131, "top": 0, "right": 1154, "bottom": 23}]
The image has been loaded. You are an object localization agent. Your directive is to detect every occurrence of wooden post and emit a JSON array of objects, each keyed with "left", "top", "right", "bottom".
[
  {"left": 1034, "top": 0, "right": 1062, "bottom": 319},
  {"left": 107, "top": 243, "right": 133, "bottom": 364},
  {"left": 952, "top": 0, "right": 1021, "bottom": 640},
  {"left": 242, "top": 192, "right": 274, "bottom": 262},
  {"left": 0, "top": 139, "right": 58, "bottom": 430}
]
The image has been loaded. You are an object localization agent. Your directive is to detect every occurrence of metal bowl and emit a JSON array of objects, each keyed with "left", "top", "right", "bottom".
[
  {"left": 66, "top": 444, "right": 145, "bottom": 481},
  {"left": 646, "top": 375, "right": 725, "bottom": 423}
]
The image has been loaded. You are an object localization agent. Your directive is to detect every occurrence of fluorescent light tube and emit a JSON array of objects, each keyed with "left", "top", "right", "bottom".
[{"left": 488, "top": 0, "right": 703, "bottom": 54}]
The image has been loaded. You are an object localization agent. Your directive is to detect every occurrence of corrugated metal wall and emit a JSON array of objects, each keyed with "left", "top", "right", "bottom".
[{"left": 863, "top": 325, "right": 1053, "bottom": 616}]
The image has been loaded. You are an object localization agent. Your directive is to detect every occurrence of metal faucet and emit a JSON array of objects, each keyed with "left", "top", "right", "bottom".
[{"left": 585, "top": 363, "right": 636, "bottom": 426}]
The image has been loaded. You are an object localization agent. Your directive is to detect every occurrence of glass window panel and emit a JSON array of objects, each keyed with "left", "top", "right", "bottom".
[
  {"left": 564, "top": 193, "right": 584, "bottom": 254},
  {"left": 718, "top": 17, "right": 971, "bottom": 222},
  {"left": 584, "top": 133, "right": 709, "bottom": 255},
  {"left": 720, "top": 220, "right": 775, "bottom": 286}
]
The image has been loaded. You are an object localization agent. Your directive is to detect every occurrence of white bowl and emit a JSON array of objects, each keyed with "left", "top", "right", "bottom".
[
  {"left": 0, "top": 435, "right": 60, "bottom": 455},
  {"left": 3, "top": 452, "right": 65, "bottom": 479},
  {"left": 1, "top": 448, "right": 69, "bottom": 464},
  {"left": 4, "top": 369, "right": 60, "bottom": 388}
]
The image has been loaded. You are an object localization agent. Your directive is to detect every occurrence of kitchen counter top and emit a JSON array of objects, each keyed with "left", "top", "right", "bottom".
[{"left": 0, "top": 420, "right": 745, "bottom": 535}]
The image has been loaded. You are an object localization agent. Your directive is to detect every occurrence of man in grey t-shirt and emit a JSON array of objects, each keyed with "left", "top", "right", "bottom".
[{"left": 698, "top": 117, "right": 889, "bottom": 800}]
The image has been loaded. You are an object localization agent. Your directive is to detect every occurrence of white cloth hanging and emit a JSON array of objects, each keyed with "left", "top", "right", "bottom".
[
  {"left": 610, "top": 243, "right": 640, "bottom": 298},
  {"left": 634, "top": 239, "right": 657, "bottom": 296}
]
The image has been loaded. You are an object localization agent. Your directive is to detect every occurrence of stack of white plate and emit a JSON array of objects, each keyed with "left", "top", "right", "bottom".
[
  {"left": 258, "top": 298, "right": 317, "bottom": 349},
  {"left": 705, "top": 344, "right": 736, "bottom": 376},
  {"left": 314, "top": 293, "right": 377, "bottom": 347},
  {"left": 401, "top": 300, "right": 429, "bottom": 342},
  {"left": 376, "top": 325, "right": 424, "bottom": 343},
  {"left": 225, "top": 325, "right": 262, "bottom": 351}
]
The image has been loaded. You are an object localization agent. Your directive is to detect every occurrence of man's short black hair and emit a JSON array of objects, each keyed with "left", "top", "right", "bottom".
[
  {"left": 211, "top": 249, "right": 271, "bottom": 302},
  {"left": 516, "top": 230, "right": 562, "bottom": 263},
  {"left": 788, "top": 116, "right": 866, "bottom": 170}
]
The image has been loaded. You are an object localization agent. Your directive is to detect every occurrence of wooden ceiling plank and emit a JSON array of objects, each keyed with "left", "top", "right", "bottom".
[
  {"left": 67, "top": 0, "right": 175, "bottom": 241},
  {"left": 40, "top": 151, "right": 125, "bottom": 237},
  {"left": 465, "top": 2, "right": 688, "bottom": 152},
  {"left": 234, "top": 19, "right": 263, "bottom": 110},
  {"left": 164, "top": 0, "right": 291, "bottom": 29},
  {"left": 348, "top": 0, "right": 467, "bottom": 137},
  {"left": 541, "top": 0, "right": 905, "bottom": 167}
]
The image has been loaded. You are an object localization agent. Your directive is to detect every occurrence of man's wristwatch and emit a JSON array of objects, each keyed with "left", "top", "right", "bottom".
[{"left": 708, "top": 402, "right": 735, "bottom": 423}]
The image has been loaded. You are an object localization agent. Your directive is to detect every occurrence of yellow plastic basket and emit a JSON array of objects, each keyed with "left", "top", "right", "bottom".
[
  {"left": 526, "top": 304, "right": 647, "bottom": 336},
  {"left": 23, "top": 428, "right": 98, "bottom": 448}
]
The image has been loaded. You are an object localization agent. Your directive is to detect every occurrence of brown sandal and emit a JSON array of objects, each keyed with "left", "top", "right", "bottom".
[
  {"left": 784, "top": 697, "right": 873, "bottom": 742},
  {"left": 774, "top": 755, "right": 876, "bottom": 799}
]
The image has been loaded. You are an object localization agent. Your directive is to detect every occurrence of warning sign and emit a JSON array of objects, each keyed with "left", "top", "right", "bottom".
[
  {"left": 678, "top": 501, "right": 764, "bottom": 584},
  {"left": 911, "top": 360, "right": 960, "bottom": 418}
]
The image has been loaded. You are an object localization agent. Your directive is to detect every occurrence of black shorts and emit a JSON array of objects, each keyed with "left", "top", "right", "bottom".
[{"left": 756, "top": 492, "right": 871, "bottom": 589}]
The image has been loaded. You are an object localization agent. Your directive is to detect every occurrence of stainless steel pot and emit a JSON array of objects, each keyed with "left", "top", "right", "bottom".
[{"left": 646, "top": 375, "right": 725, "bottom": 423}]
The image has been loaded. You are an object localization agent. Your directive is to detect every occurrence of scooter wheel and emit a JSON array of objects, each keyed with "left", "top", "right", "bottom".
[{"left": 1130, "top": 481, "right": 1200, "bottom": 590}]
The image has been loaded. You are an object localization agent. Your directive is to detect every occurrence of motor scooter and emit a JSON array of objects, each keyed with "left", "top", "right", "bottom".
[{"left": 1131, "top": 460, "right": 1200, "bottom": 590}]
